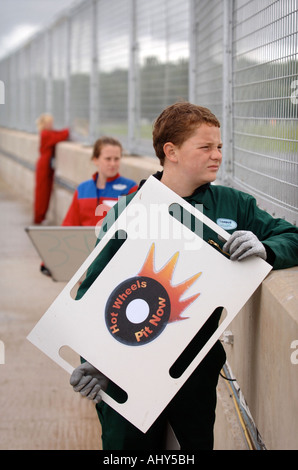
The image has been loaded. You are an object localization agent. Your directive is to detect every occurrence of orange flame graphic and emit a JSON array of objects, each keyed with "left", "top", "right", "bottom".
[{"left": 138, "top": 244, "right": 201, "bottom": 323}]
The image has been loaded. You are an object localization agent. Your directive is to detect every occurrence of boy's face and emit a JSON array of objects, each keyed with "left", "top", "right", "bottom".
[
  {"left": 92, "top": 145, "right": 121, "bottom": 178},
  {"left": 173, "top": 123, "right": 222, "bottom": 187}
]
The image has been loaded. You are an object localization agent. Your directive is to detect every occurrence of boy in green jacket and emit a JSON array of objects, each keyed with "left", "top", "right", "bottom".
[{"left": 70, "top": 102, "right": 298, "bottom": 450}]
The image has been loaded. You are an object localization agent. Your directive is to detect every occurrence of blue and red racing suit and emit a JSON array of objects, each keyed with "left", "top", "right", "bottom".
[{"left": 62, "top": 172, "right": 138, "bottom": 226}]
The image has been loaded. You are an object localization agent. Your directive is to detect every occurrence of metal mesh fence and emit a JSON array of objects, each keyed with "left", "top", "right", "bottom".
[
  {"left": 191, "top": 0, "right": 224, "bottom": 121},
  {"left": 51, "top": 18, "right": 69, "bottom": 130},
  {"left": 232, "top": 0, "right": 298, "bottom": 222},
  {"left": 135, "top": 0, "right": 189, "bottom": 155},
  {"left": 190, "top": 0, "right": 225, "bottom": 180},
  {"left": 0, "top": 0, "right": 297, "bottom": 223},
  {"left": 31, "top": 38, "right": 47, "bottom": 130},
  {"left": 96, "top": 0, "right": 130, "bottom": 143},
  {"left": 69, "top": 2, "right": 93, "bottom": 139}
]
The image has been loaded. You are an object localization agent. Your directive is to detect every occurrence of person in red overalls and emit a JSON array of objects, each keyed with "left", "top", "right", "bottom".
[{"left": 34, "top": 114, "right": 69, "bottom": 224}]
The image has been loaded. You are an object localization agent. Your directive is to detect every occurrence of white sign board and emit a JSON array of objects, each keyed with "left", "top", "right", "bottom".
[
  {"left": 25, "top": 226, "right": 97, "bottom": 281},
  {"left": 27, "top": 177, "right": 272, "bottom": 432}
]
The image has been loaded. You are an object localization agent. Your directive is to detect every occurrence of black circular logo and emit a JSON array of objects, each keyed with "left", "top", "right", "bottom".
[{"left": 105, "top": 276, "right": 170, "bottom": 346}]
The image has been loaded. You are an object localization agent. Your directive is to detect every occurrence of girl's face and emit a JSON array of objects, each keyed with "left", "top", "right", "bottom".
[{"left": 92, "top": 144, "right": 122, "bottom": 179}]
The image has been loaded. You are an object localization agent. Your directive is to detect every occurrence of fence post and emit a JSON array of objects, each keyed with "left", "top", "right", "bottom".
[
  {"left": 30, "top": 42, "right": 36, "bottom": 132},
  {"left": 65, "top": 14, "right": 71, "bottom": 129},
  {"left": 0, "top": 79, "right": 4, "bottom": 105},
  {"left": 128, "top": 0, "right": 138, "bottom": 154},
  {"left": 222, "top": 0, "right": 234, "bottom": 182},
  {"left": 188, "top": 0, "right": 197, "bottom": 104},
  {"left": 89, "top": 0, "right": 98, "bottom": 144},
  {"left": 0, "top": 340, "right": 4, "bottom": 365},
  {"left": 46, "top": 29, "right": 53, "bottom": 116}
]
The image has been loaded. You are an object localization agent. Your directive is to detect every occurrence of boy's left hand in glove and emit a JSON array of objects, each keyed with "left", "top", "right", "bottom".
[{"left": 223, "top": 230, "right": 267, "bottom": 261}]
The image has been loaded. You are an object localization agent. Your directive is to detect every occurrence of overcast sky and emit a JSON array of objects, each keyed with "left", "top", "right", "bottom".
[{"left": 0, "top": 0, "right": 77, "bottom": 60}]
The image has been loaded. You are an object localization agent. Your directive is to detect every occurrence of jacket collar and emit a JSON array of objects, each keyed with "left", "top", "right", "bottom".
[
  {"left": 93, "top": 172, "right": 120, "bottom": 183},
  {"left": 138, "top": 171, "right": 211, "bottom": 209}
]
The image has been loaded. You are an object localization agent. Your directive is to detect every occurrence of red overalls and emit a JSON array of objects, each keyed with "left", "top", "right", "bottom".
[{"left": 34, "top": 128, "right": 69, "bottom": 223}]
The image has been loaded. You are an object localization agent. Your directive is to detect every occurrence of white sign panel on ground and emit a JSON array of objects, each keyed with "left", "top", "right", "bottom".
[{"left": 25, "top": 226, "right": 97, "bottom": 281}]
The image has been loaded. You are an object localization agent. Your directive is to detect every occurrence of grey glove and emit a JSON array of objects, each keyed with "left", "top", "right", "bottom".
[
  {"left": 223, "top": 230, "right": 267, "bottom": 261},
  {"left": 70, "top": 361, "right": 109, "bottom": 404}
]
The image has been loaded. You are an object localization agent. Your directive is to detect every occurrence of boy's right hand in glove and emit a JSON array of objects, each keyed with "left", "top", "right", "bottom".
[{"left": 70, "top": 361, "right": 109, "bottom": 404}]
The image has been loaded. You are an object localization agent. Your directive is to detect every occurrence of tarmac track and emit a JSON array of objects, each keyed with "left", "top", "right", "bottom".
[{"left": 0, "top": 177, "right": 101, "bottom": 450}]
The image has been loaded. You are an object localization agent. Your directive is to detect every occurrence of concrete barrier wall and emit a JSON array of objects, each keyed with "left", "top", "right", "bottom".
[
  {"left": 0, "top": 127, "right": 297, "bottom": 450},
  {"left": 0, "top": 128, "right": 162, "bottom": 224},
  {"left": 222, "top": 268, "right": 298, "bottom": 450}
]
